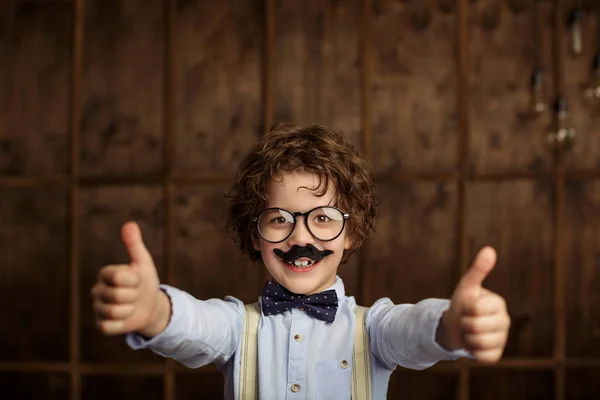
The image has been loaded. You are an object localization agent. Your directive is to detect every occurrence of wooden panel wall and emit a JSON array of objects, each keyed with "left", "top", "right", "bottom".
[{"left": 1, "top": 0, "right": 599, "bottom": 399}]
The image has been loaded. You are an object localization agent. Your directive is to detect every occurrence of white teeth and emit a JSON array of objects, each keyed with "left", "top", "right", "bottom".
[{"left": 292, "top": 260, "right": 314, "bottom": 267}]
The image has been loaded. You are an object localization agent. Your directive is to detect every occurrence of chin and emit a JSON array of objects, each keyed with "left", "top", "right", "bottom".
[{"left": 267, "top": 258, "right": 336, "bottom": 295}]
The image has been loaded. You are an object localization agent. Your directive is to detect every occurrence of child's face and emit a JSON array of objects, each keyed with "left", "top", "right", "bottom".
[{"left": 253, "top": 171, "right": 351, "bottom": 295}]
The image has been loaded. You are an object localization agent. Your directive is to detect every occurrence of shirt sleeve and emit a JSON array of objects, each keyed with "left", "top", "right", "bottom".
[
  {"left": 126, "top": 284, "right": 245, "bottom": 369},
  {"left": 366, "top": 297, "right": 470, "bottom": 370}
]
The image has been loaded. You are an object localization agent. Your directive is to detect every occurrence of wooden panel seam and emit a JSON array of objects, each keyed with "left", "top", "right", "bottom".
[
  {"left": 457, "top": 0, "right": 470, "bottom": 398},
  {"left": 69, "top": 1, "right": 84, "bottom": 399},
  {"left": 163, "top": 0, "right": 176, "bottom": 399}
]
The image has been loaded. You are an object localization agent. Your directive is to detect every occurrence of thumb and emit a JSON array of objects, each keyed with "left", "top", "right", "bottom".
[
  {"left": 457, "top": 246, "right": 497, "bottom": 295},
  {"left": 121, "top": 221, "right": 154, "bottom": 266}
]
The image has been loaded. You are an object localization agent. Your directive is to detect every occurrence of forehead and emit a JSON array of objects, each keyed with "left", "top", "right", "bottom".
[{"left": 266, "top": 171, "right": 337, "bottom": 209}]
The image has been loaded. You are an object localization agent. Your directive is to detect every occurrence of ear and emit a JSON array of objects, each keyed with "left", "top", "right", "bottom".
[
  {"left": 252, "top": 234, "right": 261, "bottom": 251},
  {"left": 343, "top": 233, "right": 352, "bottom": 250}
]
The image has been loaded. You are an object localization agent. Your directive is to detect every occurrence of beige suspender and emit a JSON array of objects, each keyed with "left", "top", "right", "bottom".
[
  {"left": 239, "top": 302, "right": 261, "bottom": 400},
  {"left": 352, "top": 305, "right": 372, "bottom": 400},
  {"left": 239, "top": 302, "right": 372, "bottom": 400}
]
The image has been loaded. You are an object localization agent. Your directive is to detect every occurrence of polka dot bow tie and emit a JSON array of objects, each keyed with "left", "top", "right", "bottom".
[{"left": 261, "top": 280, "right": 339, "bottom": 323}]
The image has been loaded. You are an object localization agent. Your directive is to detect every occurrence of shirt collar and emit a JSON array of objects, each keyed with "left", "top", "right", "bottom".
[{"left": 325, "top": 275, "right": 345, "bottom": 299}]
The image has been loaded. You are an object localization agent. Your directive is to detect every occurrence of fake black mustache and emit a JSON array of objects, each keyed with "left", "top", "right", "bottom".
[{"left": 273, "top": 245, "right": 334, "bottom": 264}]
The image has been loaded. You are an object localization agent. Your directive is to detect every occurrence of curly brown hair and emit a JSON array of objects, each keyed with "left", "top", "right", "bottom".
[{"left": 225, "top": 124, "right": 378, "bottom": 264}]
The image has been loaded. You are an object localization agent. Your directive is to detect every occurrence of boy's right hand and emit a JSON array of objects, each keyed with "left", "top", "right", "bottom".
[{"left": 91, "top": 221, "right": 171, "bottom": 338}]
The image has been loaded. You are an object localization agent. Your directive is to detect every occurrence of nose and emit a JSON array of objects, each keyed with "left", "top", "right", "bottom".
[{"left": 286, "top": 216, "right": 314, "bottom": 247}]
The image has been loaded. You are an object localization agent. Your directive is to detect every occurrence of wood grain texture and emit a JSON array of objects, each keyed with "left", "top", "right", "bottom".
[
  {"left": 0, "top": 372, "right": 69, "bottom": 400},
  {"left": 81, "top": 376, "right": 162, "bottom": 400},
  {"left": 365, "top": 182, "right": 458, "bottom": 305},
  {"left": 563, "top": 4, "right": 600, "bottom": 170},
  {"left": 370, "top": 0, "right": 458, "bottom": 174},
  {"left": 468, "top": 0, "right": 554, "bottom": 173},
  {"left": 388, "top": 370, "right": 457, "bottom": 400},
  {"left": 173, "top": 0, "right": 262, "bottom": 174},
  {"left": 79, "top": 0, "right": 164, "bottom": 176},
  {"left": 0, "top": 188, "right": 68, "bottom": 362},
  {"left": 172, "top": 185, "right": 262, "bottom": 304},
  {"left": 466, "top": 181, "right": 554, "bottom": 357},
  {"left": 78, "top": 186, "right": 165, "bottom": 363},
  {"left": 565, "top": 368, "right": 600, "bottom": 400},
  {"left": 176, "top": 372, "right": 225, "bottom": 400},
  {"left": 272, "top": 0, "right": 362, "bottom": 149},
  {"left": 564, "top": 180, "right": 600, "bottom": 358},
  {"left": 470, "top": 369, "right": 555, "bottom": 399},
  {"left": 338, "top": 255, "right": 360, "bottom": 303},
  {"left": 0, "top": 3, "right": 70, "bottom": 175}
]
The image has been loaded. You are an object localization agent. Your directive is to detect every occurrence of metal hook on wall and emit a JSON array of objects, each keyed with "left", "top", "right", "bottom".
[
  {"left": 581, "top": 2, "right": 600, "bottom": 111},
  {"left": 566, "top": 0, "right": 584, "bottom": 56},
  {"left": 582, "top": 53, "right": 600, "bottom": 109},
  {"left": 529, "top": 0, "right": 547, "bottom": 116},
  {"left": 547, "top": 96, "right": 576, "bottom": 153}
]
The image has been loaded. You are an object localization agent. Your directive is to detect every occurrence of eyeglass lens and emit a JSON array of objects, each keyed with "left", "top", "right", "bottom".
[{"left": 257, "top": 207, "right": 345, "bottom": 242}]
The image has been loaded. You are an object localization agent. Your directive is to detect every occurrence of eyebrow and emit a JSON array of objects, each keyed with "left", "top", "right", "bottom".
[{"left": 266, "top": 204, "right": 336, "bottom": 213}]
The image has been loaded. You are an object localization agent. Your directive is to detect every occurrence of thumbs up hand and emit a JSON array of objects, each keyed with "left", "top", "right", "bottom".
[
  {"left": 436, "top": 246, "right": 511, "bottom": 363},
  {"left": 92, "top": 222, "right": 171, "bottom": 337}
]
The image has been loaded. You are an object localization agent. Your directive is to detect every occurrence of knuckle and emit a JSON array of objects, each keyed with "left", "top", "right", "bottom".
[
  {"left": 462, "top": 320, "right": 477, "bottom": 334},
  {"left": 112, "top": 270, "right": 125, "bottom": 285},
  {"left": 498, "top": 298, "right": 507, "bottom": 311},
  {"left": 112, "top": 289, "right": 124, "bottom": 303},
  {"left": 484, "top": 352, "right": 500, "bottom": 363},
  {"left": 99, "top": 264, "right": 114, "bottom": 277},
  {"left": 464, "top": 333, "right": 477, "bottom": 347},
  {"left": 95, "top": 302, "right": 116, "bottom": 319},
  {"left": 92, "top": 300, "right": 102, "bottom": 313},
  {"left": 106, "top": 305, "right": 122, "bottom": 319},
  {"left": 96, "top": 319, "right": 110, "bottom": 334},
  {"left": 115, "top": 288, "right": 136, "bottom": 303},
  {"left": 103, "top": 306, "right": 115, "bottom": 319}
]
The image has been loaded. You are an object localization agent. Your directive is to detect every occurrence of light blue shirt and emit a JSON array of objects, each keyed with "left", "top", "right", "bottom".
[{"left": 127, "top": 276, "right": 466, "bottom": 399}]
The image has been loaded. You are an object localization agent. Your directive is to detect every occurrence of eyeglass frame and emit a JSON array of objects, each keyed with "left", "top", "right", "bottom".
[{"left": 252, "top": 206, "right": 350, "bottom": 243}]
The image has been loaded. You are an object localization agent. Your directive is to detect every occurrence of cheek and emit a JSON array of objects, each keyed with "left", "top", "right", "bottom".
[
  {"left": 325, "top": 236, "right": 348, "bottom": 254},
  {"left": 258, "top": 240, "right": 276, "bottom": 259}
]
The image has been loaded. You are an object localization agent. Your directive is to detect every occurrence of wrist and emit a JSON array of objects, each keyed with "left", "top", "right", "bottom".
[
  {"left": 435, "top": 311, "right": 459, "bottom": 351},
  {"left": 138, "top": 289, "right": 171, "bottom": 338}
]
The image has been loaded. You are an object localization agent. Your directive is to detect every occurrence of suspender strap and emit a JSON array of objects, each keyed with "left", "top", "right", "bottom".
[
  {"left": 351, "top": 305, "right": 372, "bottom": 400},
  {"left": 239, "top": 302, "right": 371, "bottom": 400},
  {"left": 240, "top": 302, "right": 260, "bottom": 400}
]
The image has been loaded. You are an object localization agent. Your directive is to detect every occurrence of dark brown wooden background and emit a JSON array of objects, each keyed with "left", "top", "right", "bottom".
[{"left": 1, "top": 0, "right": 599, "bottom": 399}]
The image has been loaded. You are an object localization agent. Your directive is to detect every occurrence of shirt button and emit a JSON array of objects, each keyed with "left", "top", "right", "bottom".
[
  {"left": 290, "top": 383, "right": 300, "bottom": 393},
  {"left": 340, "top": 360, "right": 349, "bottom": 369},
  {"left": 294, "top": 334, "right": 303, "bottom": 342}
]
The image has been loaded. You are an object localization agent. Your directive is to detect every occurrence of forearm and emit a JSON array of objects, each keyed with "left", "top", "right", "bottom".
[
  {"left": 126, "top": 285, "right": 243, "bottom": 368},
  {"left": 369, "top": 298, "right": 466, "bottom": 370}
]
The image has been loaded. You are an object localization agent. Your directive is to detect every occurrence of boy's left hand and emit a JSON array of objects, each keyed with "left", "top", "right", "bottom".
[{"left": 437, "top": 246, "right": 511, "bottom": 363}]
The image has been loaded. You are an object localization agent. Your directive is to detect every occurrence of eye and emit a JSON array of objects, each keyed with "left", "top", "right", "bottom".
[
  {"left": 314, "top": 215, "right": 331, "bottom": 223},
  {"left": 270, "top": 216, "right": 288, "bottom": 224}
]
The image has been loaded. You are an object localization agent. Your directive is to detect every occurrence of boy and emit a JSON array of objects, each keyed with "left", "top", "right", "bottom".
[{"left": 92, "top": 124, "right": 510, "bottom": 399}]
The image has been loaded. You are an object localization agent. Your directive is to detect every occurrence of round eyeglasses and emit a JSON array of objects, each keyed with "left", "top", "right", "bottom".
[{"left": 253, "top": 206, "right": 350, "bottom": 243}]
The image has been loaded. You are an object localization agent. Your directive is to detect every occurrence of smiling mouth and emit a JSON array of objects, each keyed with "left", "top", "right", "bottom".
[
  {"left": 284, "top": 259, "right": 316, "bottom": 268},
  {"left": 273, "top": 246, "right": 334, "bottom": 268}
]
